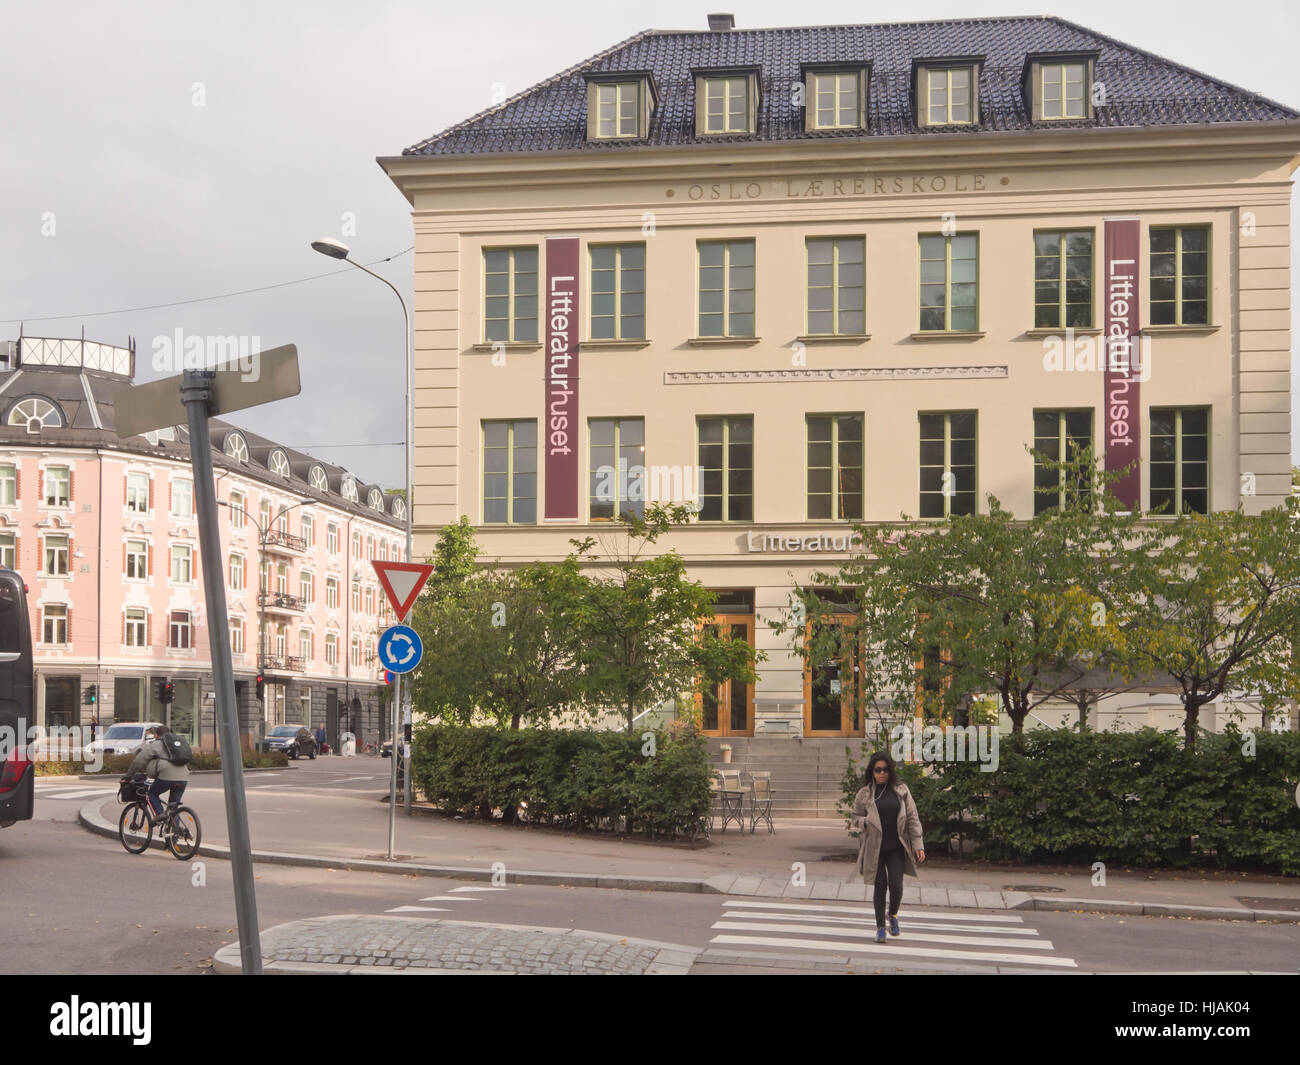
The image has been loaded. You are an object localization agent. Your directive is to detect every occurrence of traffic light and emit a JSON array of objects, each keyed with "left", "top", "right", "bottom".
[
  {"left": 83, "top": 684, "right": 97, "bottom": 706},
  {"left": 256, "top": 674, "right": 265, "bottom": 701},
  {"left": 158, "top": 679, "right": 174, "bottom": 705}
]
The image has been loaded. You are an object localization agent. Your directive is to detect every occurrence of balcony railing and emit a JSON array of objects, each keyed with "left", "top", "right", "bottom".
[
  {"left": 258, "top": 653, "right": 304, "bottom": 672},
  {"left": 258, "top": 591, "right": 306, "bottom": 612},
  {"left": 263, "top": 529, "right": 307, "bottom": 553}
]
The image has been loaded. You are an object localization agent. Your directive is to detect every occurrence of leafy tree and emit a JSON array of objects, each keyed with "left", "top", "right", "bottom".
[
  {"left": 1121, "top": 497, "right": 1300, "bottom": 749},
  {"left": 569, "top": 503, "right": 759, "bottom": 731}
]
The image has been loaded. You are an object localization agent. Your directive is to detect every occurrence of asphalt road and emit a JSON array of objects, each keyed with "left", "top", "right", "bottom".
[{"left": 6, "top": 764, "right": 1300, "bottom": 976}]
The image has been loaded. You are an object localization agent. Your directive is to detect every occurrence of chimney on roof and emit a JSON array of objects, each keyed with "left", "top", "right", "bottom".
[{"left": 707, "top": 13, "right": 735, "bottom": 31}]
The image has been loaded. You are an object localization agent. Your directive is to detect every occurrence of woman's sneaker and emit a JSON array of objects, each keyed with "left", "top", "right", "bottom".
[
  {"left": 875, "top": 927, "right": 887, "bottom": 943},
  {"left": 889, "top": 916, "right": 900, "bottom": 937}
]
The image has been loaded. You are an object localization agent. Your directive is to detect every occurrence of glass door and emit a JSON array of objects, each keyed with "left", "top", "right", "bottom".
[
  {"left": 803, "top": 618, "right": 865, "bottom": 736},
  {"left": 699, "top": 615, "right": 754, "bottom": 736}
]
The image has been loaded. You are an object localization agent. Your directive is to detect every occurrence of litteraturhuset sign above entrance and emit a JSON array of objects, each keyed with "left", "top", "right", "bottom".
[{"left": 744, "top": 531, "right": 864, "bottom": 552}]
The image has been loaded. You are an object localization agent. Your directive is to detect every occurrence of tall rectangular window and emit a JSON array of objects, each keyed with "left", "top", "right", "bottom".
[
  {"left": 126, "top": 539, "right": 148, "bottom": 580},
  {"left": 806, "top": 237, "right": 865, "bottom": 335},
  {"left": 810, "top": 71, "right": 860, "bottom": 129},
  {"left": 482, "top": 420, "right": 537, "bottom": 524},
  {"left": 0, "top": 464, "right": 17, "bottom": 506},
  {"left": 169, "top": 611, "right": 191, "bottom": 650},
  {"left": 171, "top": 544, "right": 192, "bottom": 583},
  {"left": 326, "top": 577, "right": 338, "bottom": 610},
  {"left": 275, "top": 562, "right": 288, "bottom": 595},
  {"left": 590, "top": 244, "right": 646, "bottom": 340},
  {"left": 229, "top": 490, "right": 245, "bottom": 528},
  {"left": 925, "top": 67, "right": 973, "bottom": 124},
  {"left": 45, "top": 534, "right": 69, "bottom": 576},
  {"left": 1033, "top": 230, "right": 1092, "bottom": 328},
  {"left": 43, "top": 604, "right": 67, "bottom": 644},
  {"left": 703, "top": 76, "right": 750, "bottom": 133},
  {"left": 300, "top": 630, "right": 313, "bottom": 662},
  {"left": 697, "top": 416, "right": 754, "bottom": 522},
  {"left": 1150, "top": 408, "right": 1209, "bottom": 515},
  {"left": 0, "top": 532, "right": 14, "bottom": 569},
  {"left": 300, "top": 515, "right": 314, "bottom": 548},
  {"left": 483, "top": 247, "right": 538, "bottom": 343},
  {"left": 589, "top": 418, "right": 645, "bottom": 521},
  {"left": 919, "top": 234, "right": 978, "bottom": 331},
  {"left": 595, "top": 81, "right": 639, "bottom": 138},
  {"left": 44, "top": 466, "right": 70, "bottom": 506},
  {"left": 300, "top": 571, "right": 314, "bottom": 604},
  {"left": 697, "top": 240, "right": 755, "bottom": 337},
  {"left": 125, "top": 609, "right": 147, "bottom": 648},
  {"left": 1150, "top": 227, "right": 1209, "bottom": 326},
  {"left": 325, "top": 633, "right": 338, "bottom": 666},
  {"left": 1033, "top": 410, "right": 1093, "bottom": 515},
  {"left": 1040, "top": 62, "right": 1086, "bottom": 119},
  {"left": 172, "top": 478, "right": 193, "bottom": 517},
  {"left": 919, "top": 412, "right": 977, "bottom": 518},
  {"left": 231, "top": 618, "right": 244, "bottom": 654},
  {"left": 806, "top": 414, "right": 864, "bottom": 520},
  {"left": 126, "top": 472, "right": 150, "bottom": 513},
  {"left": 327, "top": 523, "right": 338, "bottom": 554}
]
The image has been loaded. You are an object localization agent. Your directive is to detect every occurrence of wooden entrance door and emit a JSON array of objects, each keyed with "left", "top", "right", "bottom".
[
  {"left": 699, "top": 614, "right": 754, "bottom": 736},
  {"left": 803, "top": 617, "right": 866, "bottom": 737}
]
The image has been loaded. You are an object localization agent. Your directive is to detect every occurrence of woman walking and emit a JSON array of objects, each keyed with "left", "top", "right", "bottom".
[{"left": 851, "top": 751, "right": 925, "bottom": 943}]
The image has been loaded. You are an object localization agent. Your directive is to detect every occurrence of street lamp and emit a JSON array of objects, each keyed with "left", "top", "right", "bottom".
[{"left": 312, "top": 238, "right": 413, "bottom": 857}]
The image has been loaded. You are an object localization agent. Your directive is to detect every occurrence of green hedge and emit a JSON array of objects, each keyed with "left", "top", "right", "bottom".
[
  {"left": 411, "top": 724, "right": 713, "bottom": 840},
  {"left": 841, "top": 727, "right": 1300, "bottom": 875},
  {"left": 35, "top": 750, "right": 288, "bottom": 775}
]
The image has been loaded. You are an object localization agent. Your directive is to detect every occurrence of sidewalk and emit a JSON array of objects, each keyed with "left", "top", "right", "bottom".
[{"left": 80, "top": 794, "right": 1300, "bottom": 923}]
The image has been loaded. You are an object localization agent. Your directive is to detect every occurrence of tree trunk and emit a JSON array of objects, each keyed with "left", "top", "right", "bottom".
[{"left": 1183, "top": 697, "right": 1202, "bottom": 751}]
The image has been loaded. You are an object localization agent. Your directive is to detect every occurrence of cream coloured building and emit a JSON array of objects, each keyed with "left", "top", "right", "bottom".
[{"left": 382, "top": 14, "right": 1299, "bottom": 743}]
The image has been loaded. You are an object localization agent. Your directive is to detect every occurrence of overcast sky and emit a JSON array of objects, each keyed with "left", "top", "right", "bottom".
[{"left": 4, "top": 0, "right": 1297, "bottom": 486}]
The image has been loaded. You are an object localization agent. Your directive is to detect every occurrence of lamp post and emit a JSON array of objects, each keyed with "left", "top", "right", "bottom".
[{"left": 312, "top": 238, "right": 412, "bottom": 857}]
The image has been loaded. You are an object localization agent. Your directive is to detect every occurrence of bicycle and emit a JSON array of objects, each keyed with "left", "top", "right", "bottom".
[{"left": 117, "top": 776, "right": 202, "bottom": 860}]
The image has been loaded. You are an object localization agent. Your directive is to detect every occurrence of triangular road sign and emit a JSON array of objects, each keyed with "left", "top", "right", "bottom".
[{"left": 372, "top": 561, "right": 433, "bottom": 621}]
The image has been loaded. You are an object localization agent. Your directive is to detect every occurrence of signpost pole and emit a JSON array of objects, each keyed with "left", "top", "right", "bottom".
[
  {"left": 388, "top": 671, "right": 398, "bottom": 860},
  {"left": 180, "top": 369, "right": 263, "bottom": 975}
]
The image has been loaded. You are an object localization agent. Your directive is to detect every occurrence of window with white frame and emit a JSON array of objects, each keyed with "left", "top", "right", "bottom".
[
  {"left": 172, "top": 478, "right": 193, "bottom": 517},
  {"left": 0, "top": 464, "right": 15, "bottom": 506},
  {"left": 275, "top": 623, "right": 287, "bottom": 657},
  {"left": 229, "top": 490, "right": 245, "bottom": 528},
  {"left": 168, "top": 610, "right": 191, "bottom": 649},
  {"left": 351, "top": 581, "right": 361, "bottom": 612},
  {"left": 125, "top": 608, "right": 147, "bottom": 648},
  {"left": 0, "top": 531, "right": 14, "bottom": 569},
  {"left": 699, "top": 75, "right": 752, "bottom": 133},
  {"left": 44, "top": 534, "right": 69, "bottom": 576},
  {"left": 44, "top": 466, "right": 70, "bottom": 506},
  {"left": 275, "top": 562, "right": 288, "bottom": 595},
  {"left": 300, "top": 630, "right": 313, "bottom": 662},
  {"left": 231, "top": 618, "right": 245, "bottom": 654},
  {"left": 300, "top": 571, "right": 314, "bottom": 605},
  {"left": 126, "top": 539, "right": 148, "bottom": 580},
  {"left": 352, "top": 530, "right": 361, "bottom": 559},
  {"left": 229, "top": 553, "right": 244, "bottom": 588},
  {"left": 326, "top": 577, "right": 338, "bottom": 610},
  {"left": 364, "top": 586, "right": 374, "bottom": 615},
  {"left": 921, "top": 65, "right": 975, "bottom": 125},
  {"left": 126, "top": 472, "right": 150, "bottom": 513},
  {"left": 351, "top": 636, "right": 360, "bottom": 668},
  {"left": 301, "top": 514, "right": 314, "bottom": 548},
  {"left": 171, "top": 544, "right": 193, "bottom": 583},
  {"left": 327, "top": 522, "right": 338, "bottom": 554},
  {"left": 43, "top": 604, "right": 67, "bottom": 644},
  {"left": 325, "top": 633, "right": 338, "bottom": 665}
]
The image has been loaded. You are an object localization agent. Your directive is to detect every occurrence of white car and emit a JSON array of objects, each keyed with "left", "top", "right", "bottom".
[{"left": 81, "top": 721, "right": 166, "bottom": 760}]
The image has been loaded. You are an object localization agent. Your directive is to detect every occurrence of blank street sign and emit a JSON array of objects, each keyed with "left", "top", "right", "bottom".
[{"left": 113, "top": 344, "right": 301, "bottom": 438}]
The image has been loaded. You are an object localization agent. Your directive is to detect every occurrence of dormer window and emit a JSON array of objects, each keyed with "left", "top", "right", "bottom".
[
  {"left": 341, "top": 476, "right": 358, "bottom": 503},
  {"left": 8, "top": 396, "right": 63, "bottom": 433},
  {"left": 804, "top": 67, "right": 869, "bottom": 131},
  {"left": 308, "top": 465, "right": 328, "bottom": 492},
  {"left": 915, "top": 60, "right": 981, "bottom": 127},
  {"left": 268, "top": 449, "right": 291, "bottom": 478},
  {"left": 223, "top": 432, "right": 248, "bottom": 463},
  {"left": 1024, "top": 54, "right": 1096, "bottom": 122},
  {"left": 585, "top": 73, "right": 655, "bottom": 141},
  {"left": 367, "top": 488, "right": 384, "bottom": 511},
  {"left": 694, "top": 70, "right": 759, "bottom": 135}
]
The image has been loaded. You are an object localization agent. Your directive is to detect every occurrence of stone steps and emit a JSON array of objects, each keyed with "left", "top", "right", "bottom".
[{"left": 707, "top": 737, "right": 867, "bottom": 818}]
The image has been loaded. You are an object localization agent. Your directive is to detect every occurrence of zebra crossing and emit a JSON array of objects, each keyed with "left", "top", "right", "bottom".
[
  {"left": 33, "top": 782, "right": 117, "bottom": 802},
  {"left": 385, "top": 884, "right": 509, "bottom": 914},
  {"left": 708, "top": 898, "right": 1077, "bottom": 971}
]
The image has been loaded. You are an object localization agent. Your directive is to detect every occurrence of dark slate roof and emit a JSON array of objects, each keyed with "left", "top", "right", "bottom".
[{"left": 402, "top": 16, "right": 1299, "bottom": 156}]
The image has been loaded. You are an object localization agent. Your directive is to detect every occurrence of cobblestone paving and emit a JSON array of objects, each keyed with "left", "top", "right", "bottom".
[{"left": 225, "top": 915, "right": 698, "bottom": 974}]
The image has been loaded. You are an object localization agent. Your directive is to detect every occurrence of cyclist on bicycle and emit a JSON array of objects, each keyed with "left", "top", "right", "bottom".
[{"left": 125, "top": 724, "right": 189, "bottom": 819}]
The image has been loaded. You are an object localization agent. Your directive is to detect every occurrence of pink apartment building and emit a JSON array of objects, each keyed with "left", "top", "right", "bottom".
[{"left": 0, "top": 335, "right": 407, "bottom": 750}]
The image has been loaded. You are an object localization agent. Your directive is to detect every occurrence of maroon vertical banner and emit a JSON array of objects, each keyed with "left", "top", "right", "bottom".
[
  {"left": 544, "top": 236, "right": 580, "bottom": 521},
  {"left": 1103, "top": 218, "right": 1141, "bottom": 509}
]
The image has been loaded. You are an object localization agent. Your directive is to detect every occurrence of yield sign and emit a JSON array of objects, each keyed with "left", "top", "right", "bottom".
[{"left": 372, "top": 560, "right": 433, "bottom": 621}]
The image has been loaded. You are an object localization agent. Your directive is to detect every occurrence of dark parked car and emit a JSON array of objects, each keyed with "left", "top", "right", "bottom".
[{"left": 262, "top": 725, "right": 317, "bottom": 760}]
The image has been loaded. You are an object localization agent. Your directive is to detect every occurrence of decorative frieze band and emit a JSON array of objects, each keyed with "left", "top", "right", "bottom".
[{"left": 664, "top": 366, "right": 1009, "bottom": 385}]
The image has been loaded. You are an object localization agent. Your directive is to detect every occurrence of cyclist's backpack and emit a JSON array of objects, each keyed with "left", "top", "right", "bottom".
[{"left": 162, "top": 733, "right": 193, "bottom": 766}]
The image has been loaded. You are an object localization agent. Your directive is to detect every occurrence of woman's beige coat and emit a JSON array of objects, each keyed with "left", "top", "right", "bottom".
[{"left": 850, "top": 781, "right": 925, "bottom": 883}]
